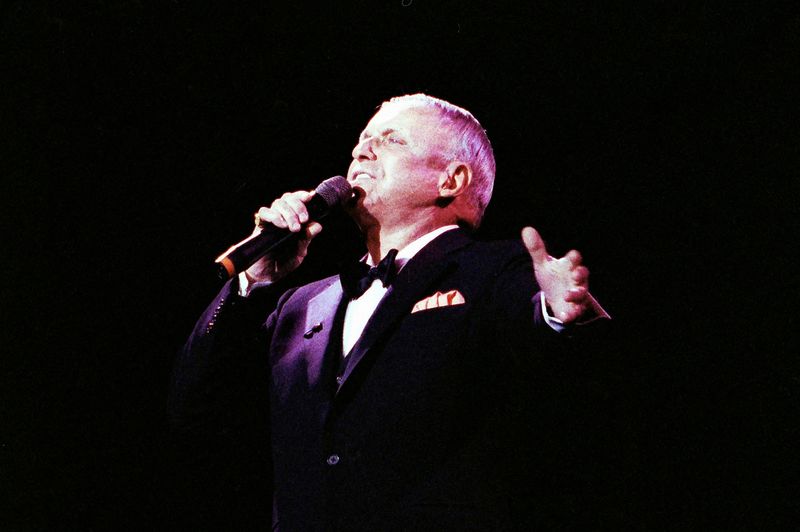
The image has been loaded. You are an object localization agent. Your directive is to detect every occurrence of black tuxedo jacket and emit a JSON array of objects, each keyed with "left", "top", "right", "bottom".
[{"left": 170, "top": 228, "right": 575, "bottom": 531}]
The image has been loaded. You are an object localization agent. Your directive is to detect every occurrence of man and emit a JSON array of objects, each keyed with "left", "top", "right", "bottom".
[{"left": 170, "top": 94, "right": 608, "bottom": 530}]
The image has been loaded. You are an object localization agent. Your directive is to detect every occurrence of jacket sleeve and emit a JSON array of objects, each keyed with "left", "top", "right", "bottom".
[
  {"left": 487, "top": 244, "right": 561, "bottom": 360},
  {"left": 167, "top": 276, "right": 286, "bottom": 435},
  {"left": 165, "top": 277, "right": 294, "bottom": 530}
]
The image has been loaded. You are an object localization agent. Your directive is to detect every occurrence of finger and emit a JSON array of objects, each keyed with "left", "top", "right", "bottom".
[
  {"left": 298, "top": 190, "right": 315, "bottom": 203},
  {"left": 571, "top": 265, "right": 589, "bottom": 284},
  {"left": 521, "top": 226, "right": 549, "bottom": 265},
  {"left": 257, "top": 206, "right": 288, "bottom": 229},
  {"left": 282, "top": 192, "right": 312, "bottom": 224},
  {"left": 559, "top": 302, "right": 586, "bottom": 323},
  {"left": 565, "top": 249, "right": 582, "bottom": 267},
  {"left": 564, "top": 286, "right": 588, "bottom": 303},
  {"left": 271, "top": 198, "right": 303, "bottom": 232}
]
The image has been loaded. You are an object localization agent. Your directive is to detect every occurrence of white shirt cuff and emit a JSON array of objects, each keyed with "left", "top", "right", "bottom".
[
  {"left": 540, "top": 292, "right": 567, "bottom": 333},
  {"left": 238, "top": 271, "right": 272, "bottom": 297}
]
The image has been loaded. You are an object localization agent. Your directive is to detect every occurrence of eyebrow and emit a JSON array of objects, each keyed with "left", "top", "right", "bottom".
[{"left": 359, "top": 128, "right": 400, "bottom": 141}]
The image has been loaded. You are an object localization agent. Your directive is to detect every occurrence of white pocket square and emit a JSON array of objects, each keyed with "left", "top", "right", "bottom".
[{"left": 411, "top": 290, "right": 466, "bottom": 314}]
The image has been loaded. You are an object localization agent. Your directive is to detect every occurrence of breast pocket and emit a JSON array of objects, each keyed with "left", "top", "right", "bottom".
[{"left": 392, "top": 303, "right": 472, "bottom": 361}]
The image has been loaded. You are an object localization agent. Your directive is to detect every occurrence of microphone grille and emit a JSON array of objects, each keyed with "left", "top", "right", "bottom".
[{"left": 315, "top": 175, "right": 353, "bottom": 207}]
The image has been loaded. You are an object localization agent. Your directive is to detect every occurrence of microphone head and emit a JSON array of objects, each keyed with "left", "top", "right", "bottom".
[{"left": 315, "top": 175, "right": 353, "bottom": 208}]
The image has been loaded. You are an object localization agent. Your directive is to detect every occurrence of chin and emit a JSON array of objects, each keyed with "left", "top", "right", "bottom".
[{"left": 345, "top": 196, "right": 379, "bottom": 230}]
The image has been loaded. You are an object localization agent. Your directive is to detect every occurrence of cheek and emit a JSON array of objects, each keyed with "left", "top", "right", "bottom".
[{"left": 378, "top": 158, "right": 439, "bottom": 202}]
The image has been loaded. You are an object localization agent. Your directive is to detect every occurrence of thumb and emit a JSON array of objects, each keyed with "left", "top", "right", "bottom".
[
  {"left": 305, "top": 221, "right": 323, "bottom": 240},
  {"left": 296, "top": 222, "right": 323, "bottom": 259},
  {"left": 521, "top": 226, "right": 548, "bottom": 265}
]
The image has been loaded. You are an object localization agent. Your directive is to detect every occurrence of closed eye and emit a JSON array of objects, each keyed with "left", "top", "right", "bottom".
[{"left": 383, "top": 132, "right": 406, "bottom": 145}]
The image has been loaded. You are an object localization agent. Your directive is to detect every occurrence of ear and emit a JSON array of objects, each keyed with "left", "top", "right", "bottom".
[{"left": 438, "top": 161, "right": 472, "bottom": 199}]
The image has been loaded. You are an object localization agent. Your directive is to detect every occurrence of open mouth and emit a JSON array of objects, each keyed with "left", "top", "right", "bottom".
[{"left": 350, "top": 172, "right": 373, "bottom": 182}]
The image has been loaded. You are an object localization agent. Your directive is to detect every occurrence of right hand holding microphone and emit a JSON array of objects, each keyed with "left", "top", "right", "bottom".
[
  {"left": 214, "top": 176, "right": 351, "bottom": 282},
  {"left": 245, "top": 190, "right": 323, "bottom": 284}
]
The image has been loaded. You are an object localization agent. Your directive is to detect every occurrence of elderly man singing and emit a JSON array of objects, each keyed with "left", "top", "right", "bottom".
[{"left": 170, "top": 93, "right": 608, "bottom": 531}]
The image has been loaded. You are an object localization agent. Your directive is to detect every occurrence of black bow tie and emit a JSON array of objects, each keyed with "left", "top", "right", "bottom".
[{"left": 339, "top": 249, "right": 399, "bottom": 299}]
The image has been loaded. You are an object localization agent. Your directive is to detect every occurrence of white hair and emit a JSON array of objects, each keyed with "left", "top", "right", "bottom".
[{"left": 382, "top": 93, "right": 496, "bottom": 229}]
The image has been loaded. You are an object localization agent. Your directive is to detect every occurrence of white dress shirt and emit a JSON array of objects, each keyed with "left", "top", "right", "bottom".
[{"left": 341, "top": 225, "right": 459, "bottom": 356}]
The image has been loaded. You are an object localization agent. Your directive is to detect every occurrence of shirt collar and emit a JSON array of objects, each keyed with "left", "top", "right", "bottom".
[{"left": 365, "top": 225, "right": 459, "bottom": 269}]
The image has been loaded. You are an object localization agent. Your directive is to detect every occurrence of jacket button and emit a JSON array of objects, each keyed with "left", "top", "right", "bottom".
[{"left": 326, "top": 454, "right": 340, "bottom": 466}]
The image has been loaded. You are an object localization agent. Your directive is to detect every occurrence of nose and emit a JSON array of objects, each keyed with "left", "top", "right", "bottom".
[{"left": 351, "top": 136, "right": 377, "bottom": 161}]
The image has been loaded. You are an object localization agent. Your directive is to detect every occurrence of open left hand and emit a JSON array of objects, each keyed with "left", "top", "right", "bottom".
[{"left": 521, "top": 226, "right": 591, "bottom": 324}]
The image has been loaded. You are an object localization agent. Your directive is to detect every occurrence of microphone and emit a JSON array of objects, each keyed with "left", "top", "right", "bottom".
[{"left": 214, "top": 176, "right": 353, "bottom": 279}]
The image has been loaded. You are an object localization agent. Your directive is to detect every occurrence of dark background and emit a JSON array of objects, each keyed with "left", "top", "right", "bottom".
[{"left": 3, "top": 1, "right": 797, "bottom": 529}]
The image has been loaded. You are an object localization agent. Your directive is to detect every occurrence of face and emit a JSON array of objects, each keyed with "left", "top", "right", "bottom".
[{"left": 346, "top": 104, "right": 453, "bottom": 227}]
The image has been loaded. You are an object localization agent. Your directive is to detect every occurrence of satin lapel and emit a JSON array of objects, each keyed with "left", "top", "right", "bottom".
[
  {"left": 301, "top": 278, "right": 344, "bottom": 390},
  {"left": 335, "top": 229, "right": 473, "bottom": 395}
]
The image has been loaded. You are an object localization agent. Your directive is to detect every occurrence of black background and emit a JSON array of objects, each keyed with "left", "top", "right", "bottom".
[{"left": 3, "top": 1, "right": 797, "bottom": 529}]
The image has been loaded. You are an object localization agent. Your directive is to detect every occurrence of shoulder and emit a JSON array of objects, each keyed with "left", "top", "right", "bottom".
[
  {"left": 467, "top": 237, "right": 528, "bottom": 258},
  {"left": 424, "top": 227, "right": 529, "bottom": 266},
  {"left": 264, "top": 274, "right": 341, "bottom": 330},
  {"left": 276, "top": 274, "right": 340, "bottom": 307},
  {"left": 452, "top": 237, "right": 538, "bottom": 307},
  {"left": 458, "top": 236, "right": 532, "bottom": 273}
]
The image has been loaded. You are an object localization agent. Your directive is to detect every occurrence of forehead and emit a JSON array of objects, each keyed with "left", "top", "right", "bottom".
[{"left": 362, "top": 104, "right": 447, "bottom": 136}]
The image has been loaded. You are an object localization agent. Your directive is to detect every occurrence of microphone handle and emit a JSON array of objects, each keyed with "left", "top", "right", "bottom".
[{"left": 215, "top": 226, "right": 301, "bottom": 280}]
